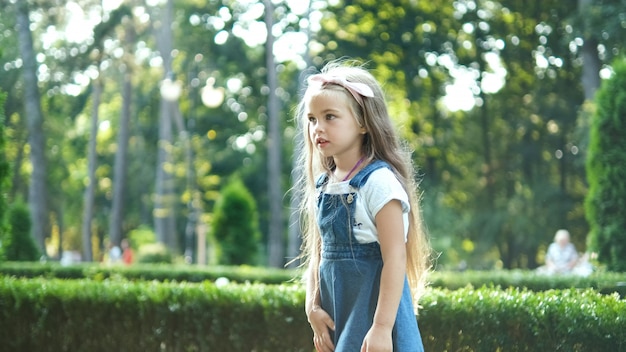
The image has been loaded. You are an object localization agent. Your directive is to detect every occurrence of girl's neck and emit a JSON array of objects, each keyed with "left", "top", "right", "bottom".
[{"left": 333, "top": 154, "right": 366, "bottom": 182}]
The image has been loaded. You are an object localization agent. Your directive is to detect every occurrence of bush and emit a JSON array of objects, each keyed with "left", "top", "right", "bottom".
[
  {"left": 136, "top": 243, "right": 172, "bottom": 264},
  {"left": 0, "top": 261, "right": 298, "bottom": 284},
  {"left": 3, "top": 200, "right": 40, "bottom": 261},
  {"left": 419, "top": 286, "right": 626, "bottom": 351},
  {"left": 0, "top": 277, "right": 310, "bottom": 352},
  {"left": 2, "top": 263, "right": 626, "bottom": 295},
  {"left": 585, "top": 57, "right": 626, "bottom": 271},
  {"left": 0, "top": 277, "right": 624, "bottom": 351},
  {"left": 211, "top": 178, "right": 261, "bottom": 265},
  {"left": 127, "top": 225, "right": 156, "bottom": 249}
]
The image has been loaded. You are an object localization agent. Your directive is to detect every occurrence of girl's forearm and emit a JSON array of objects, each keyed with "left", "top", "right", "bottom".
[
  {"left": 373, "top": 200, "right": 408, "bottom": 329},
  {"left": 305, "top": 260, "right": 320, "bottom": 316},
  {"left": 373, "top": 254, "right": 406, "bottom": 329}
]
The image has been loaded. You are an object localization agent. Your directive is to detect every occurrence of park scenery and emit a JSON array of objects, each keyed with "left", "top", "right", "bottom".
[{"left": 1, "top": 0, "right": 625, "bottom": 351}]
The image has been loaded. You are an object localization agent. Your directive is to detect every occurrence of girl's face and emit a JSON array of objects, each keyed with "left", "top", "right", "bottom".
[{"left": 306, "top": 90, "right": 365, "bottom": 161}]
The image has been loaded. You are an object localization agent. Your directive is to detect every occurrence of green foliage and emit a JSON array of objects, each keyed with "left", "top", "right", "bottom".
[
  {"left": 3, "top": 262, "right": 626, "bottom": 296},
  {"left": 0, "top": 261, "right": 298, "bottom": 285},
  {"left": 585, "top": 57, "right": 626, "bottom": 271},
  {"left": 0, "top": 277, "right": 624, "bottom": 351},
  {"left": 212, "top": 178, "right": 261, "bottom": 265},
  {"left": 314, "top": 0, "right": 589, "bottom": 270},
  {"left": 2, "top": 0, "right": 623, "bottom": 269},
  {"left": 135, "top": 243, "right": 172, "bottom": 264},
  {"left": 127, "top": 225, "right": 156, "bottom": 249},
  {"left": 419, "top": 286, "right": 626, "bottom": 351},
  {"left": 3, "top": 200, "right": 40, "bottom": 261},
  {"left": 428, "top": 270, "right": 626, "bottom": 296},
  {"left": 0, "top": 277, "right": 310, "bottom": 352}
]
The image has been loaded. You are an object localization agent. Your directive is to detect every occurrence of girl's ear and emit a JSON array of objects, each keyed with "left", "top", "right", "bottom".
[{"left": 360, "top": 126, "right": 367, "bottom": 134}]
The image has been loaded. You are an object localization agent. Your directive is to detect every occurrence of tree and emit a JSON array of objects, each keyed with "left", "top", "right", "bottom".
[
  {"left": 585, "top": 58, "right": 626, "bottom": 271},
  {"left": 211, "top": 178, "right": 261, "bottom": 265},
  {"left": 265, "top": 0, "right": 284, "bottom": 267},
  {"left": 108, "top": 19, "right": 135, "bottom": 251},
  {"left": 312, "top": 0, "right": 593, "bottom": 269},
  {"left": 0, "top": 90, "right": 9, "bottom": 261},
  {"left": 16, "top": 0, "right": 48, "bottom": 254},
  {"left": 4, "top": 200, "right": 40, "bottom": 261},
  {"left": 153, "top": 0, "right": 179, "bottom": 253}
]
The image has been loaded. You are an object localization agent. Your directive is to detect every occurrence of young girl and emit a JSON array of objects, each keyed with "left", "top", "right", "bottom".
[{"left": 295, "top": 61, "right": 431, "bottom": 352}]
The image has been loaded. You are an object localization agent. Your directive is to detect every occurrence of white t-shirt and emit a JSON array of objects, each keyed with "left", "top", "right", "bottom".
[{"left": 322, "top": 167, "right": 410, "bottom": 243}]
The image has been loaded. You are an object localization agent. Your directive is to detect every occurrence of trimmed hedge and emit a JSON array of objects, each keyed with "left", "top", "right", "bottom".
[
  {"left": 429, "top": 269, "right": 626, "bottom": 295},
  {"left": 0, "top": 276, "right": 310, "bottom": 352},
  {"left": 0, "top": 261, "right": 297, "bottom": 285},
  {"left": 1, "top": 276, "right": 624, "bottom": 351},
  {"left": 2, "top": 262, "right": 625, "bottom": 295},
  {"left": 419, "top": 287, "right": 626, "bottom": 351}
]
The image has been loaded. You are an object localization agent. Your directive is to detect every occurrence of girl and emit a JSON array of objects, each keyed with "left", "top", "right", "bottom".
[{"left": 295, "top": 61, "right": 431, "bottom": 352}]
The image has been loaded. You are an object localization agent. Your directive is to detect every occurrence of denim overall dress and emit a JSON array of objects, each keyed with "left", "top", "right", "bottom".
[{"left": 316, "top": 160, "right": 424, "bottom": 351}]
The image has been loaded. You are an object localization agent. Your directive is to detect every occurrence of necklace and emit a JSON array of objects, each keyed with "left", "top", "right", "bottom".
[{"left": 341, "top": 156, "right": 365, "bottom": 181}]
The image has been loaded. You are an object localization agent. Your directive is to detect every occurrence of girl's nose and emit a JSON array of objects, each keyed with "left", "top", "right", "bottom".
[{"left": 313, "top": 120, "right": 323, "bottom": 133}]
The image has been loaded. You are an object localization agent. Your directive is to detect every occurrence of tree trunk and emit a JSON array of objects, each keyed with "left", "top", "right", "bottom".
[
  {"left": 16, "top": 2, "right": 48, "bottom": 254},
  {"left": 265, "top": 0, "right": 284, "bottom": 267},
  {"left": 81, "top": 78, "right": 101, "bottom": 262},
  {"left": 578, "top": 0, "right": 601, "bottom": 101},
  {"left": 109, "top": 23, "right": 135, "bottom": 247},
  {"left": 286, "top": 2, "right": 313, "bottom": 268},
  {"left": 109, "top": 73, "right": 131, "bottom": 247},
  {"left": 154, "top": 0, "right": 178, "bottom": 252}
]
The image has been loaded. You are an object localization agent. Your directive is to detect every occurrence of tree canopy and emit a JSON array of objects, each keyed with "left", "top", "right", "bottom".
[{"left": 2, "top": 0, "right": 625, "bottom": 269}]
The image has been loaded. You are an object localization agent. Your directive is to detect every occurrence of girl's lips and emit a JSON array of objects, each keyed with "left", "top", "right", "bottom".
[{"left": 316, "top": 138, "right": 329, "bottom": 147}]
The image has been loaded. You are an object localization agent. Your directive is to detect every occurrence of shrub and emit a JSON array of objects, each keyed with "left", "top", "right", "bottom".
[
  {"left": 585, "top": 57, "right": 626, "bottom": 271},
  {"left": 4, "top": 200, "right": 40, "bottom": 261},
  {"left": 127, "top": 225, "right": 156, "bottom": 249},
  {"left": 136, "top": 243, "right": 172, "bottom": 264},
  {"left": 211, "top": 178, "right": 261, "bottom": 265},
  {"left": 0, "top": 277, "right": 624, "bottom": 351}
]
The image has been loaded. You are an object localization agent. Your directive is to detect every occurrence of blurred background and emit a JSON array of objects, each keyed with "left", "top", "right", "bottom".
[{"left": 1, "top": 0, "right": 623, "bottom": 271}]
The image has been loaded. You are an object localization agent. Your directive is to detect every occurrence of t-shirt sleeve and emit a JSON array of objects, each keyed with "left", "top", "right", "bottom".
[{"left": 363, "top": 168, "right": 410, "bottom": 218}]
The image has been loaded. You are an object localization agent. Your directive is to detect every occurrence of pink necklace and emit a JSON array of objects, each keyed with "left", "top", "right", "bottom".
[{"left": 342, "top": 156, "right": 365, "bottom": 181}]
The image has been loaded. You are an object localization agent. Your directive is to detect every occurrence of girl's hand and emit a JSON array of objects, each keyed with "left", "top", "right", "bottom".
[
  {"left": 360, "top": 323, "right": 393, "bottom": 352},
  {"left": 308, "top": 305, "right": 335, "bottom": 352}
]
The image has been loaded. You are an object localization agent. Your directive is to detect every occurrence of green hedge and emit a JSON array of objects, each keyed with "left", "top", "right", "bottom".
[
  {"left": 1, "top": 276, "right": 624, "bottom": 351},
  {"left": 0, "top": 276, "right": 310, "bottom": 352},
  {"left": 419, "top": 287, "right": 626, "bottom": 351},
  {"left": 0, "top": 261, "right": 297, "bottom": 284},
  {"left": 2, "top": 262, "right": 625, "bottom": 295},
  {"left": 429, "top": 269, "right": 626, "bottom": 295}
]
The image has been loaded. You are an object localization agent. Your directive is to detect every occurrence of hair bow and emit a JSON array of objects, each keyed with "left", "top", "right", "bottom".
[{"left": 308, "top": 74, "right": 374, "bottom": 107}]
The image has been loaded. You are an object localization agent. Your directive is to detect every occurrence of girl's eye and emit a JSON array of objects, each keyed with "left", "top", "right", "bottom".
[
  {"left": 325, "top": 114, "right": 336, "bottom": 120},
  {"left": 308, "top": 116, "right": 316, "bottom": 123}
]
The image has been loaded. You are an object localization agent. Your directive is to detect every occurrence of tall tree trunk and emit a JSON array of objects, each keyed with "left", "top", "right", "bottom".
[
  {"left": 154, "top": 0, "right": 178, "bottom": 252},
  {"left": 265, "top": 0, "right": 284, "bottom": 267},
  {"left": 109, "top": 72, "right": 132, "bottom": 247},
  {"left": 81, "top": 78, "right": 101, "bottom": 262},
  {"left": 55, "top": 207, "right": 64, "bottom": 261},
  {"left": 578, "top": 0, "right": 601, "bottom": 101},
  {"left": 109, "top": 23, "right": 135, "bottom": 247},
  {"left": 16, "top": 2, "right": 48, "bottom": 254},
  {"left": 286, "top": 1, "right": 313, "bottom": 268}
]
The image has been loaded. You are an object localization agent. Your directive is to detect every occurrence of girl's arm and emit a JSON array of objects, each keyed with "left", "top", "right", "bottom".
[
  {"left": 305, "top": 259, "right": 319, "bottom": 316},
  {"left": 362, "top": 199, "right": 407, "bottom": 351}
]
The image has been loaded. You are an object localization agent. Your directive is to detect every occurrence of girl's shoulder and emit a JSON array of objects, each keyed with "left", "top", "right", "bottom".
[
  {"left": 364, "top": 166, "right": 399, "bottom": 187},
  {"left": 360, "top": 166, "right": 410, "bottom": 215}
]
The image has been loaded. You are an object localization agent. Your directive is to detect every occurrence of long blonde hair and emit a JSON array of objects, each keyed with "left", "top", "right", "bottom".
[{"left": 294, "top": 61, "right": 432, "bottom": 306}]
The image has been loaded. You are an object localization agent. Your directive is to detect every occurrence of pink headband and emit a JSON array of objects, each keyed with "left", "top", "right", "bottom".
[{"left": 308, "top": 74, "right": 374, "bottom": 107}]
